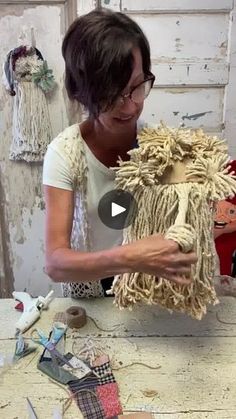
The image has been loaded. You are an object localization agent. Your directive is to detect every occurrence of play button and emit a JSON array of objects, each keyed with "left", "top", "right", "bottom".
[
  {"left": 98, "top": 189, "right": 138, "bottom": 230},
  {"left": 112, "top": 202, "right": 126, "bottom": 217}
]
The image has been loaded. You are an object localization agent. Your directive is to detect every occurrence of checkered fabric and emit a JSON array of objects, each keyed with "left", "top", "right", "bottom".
[
  {"left": 53, "top": 312, "right": 66, "bottom": 324},
  {"left": 69, "top": 375, "right": 100, "bottom": 392},
  {"left": 71, "top": 387, "right": 104, "bottom": 419},
  {"left": 93, "top": 362, "right": 116, "bottom": 385},
  {"left": 68, "top": 357, "right": 122, "bottom": 418}
]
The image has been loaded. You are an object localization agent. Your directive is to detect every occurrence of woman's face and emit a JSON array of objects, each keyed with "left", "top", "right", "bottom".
[{"left": 97, "top": 48, "right": 145, "bottom": 134}]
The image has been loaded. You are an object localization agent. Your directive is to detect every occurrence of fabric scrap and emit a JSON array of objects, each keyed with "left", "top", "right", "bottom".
[
  {"left": 70, "top": 385, "right": 104, "bottom": 419},
  {"left": 68, "top": 355, "right": 123, "bottom": 418},
  {"left": 97, "top": 382, "right": 122, "bottom": 418}
]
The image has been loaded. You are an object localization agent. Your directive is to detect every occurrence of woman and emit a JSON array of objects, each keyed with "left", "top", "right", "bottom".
[{"left": 43, "top": 8, "right": 197, "bottom": 298}]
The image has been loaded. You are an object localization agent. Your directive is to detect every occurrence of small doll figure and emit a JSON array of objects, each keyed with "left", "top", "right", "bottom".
[
  {"left": 2, "top": 45, "right": 55, "bottom": 162},
  {"left": 213, "top": 160, "right": 236, "bottom": 297},
  {"left": 214, "top": 160, "right": 236, "bottom": 277}
]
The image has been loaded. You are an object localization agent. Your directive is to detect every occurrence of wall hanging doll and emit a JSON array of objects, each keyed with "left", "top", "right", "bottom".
[
  {"left": 2, "top": 45, "right": 56, "bottom": 162},
  {"left": 109, "top": 124, "right": 236, "bottom": 320}
]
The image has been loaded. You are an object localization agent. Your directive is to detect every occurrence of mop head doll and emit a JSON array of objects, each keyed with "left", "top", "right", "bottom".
[
  {"left": 109, "top": 124, "right": 236, "bottom": 320},
  {"left": 2, "top": 45, "right": 55, "bottom": 162}
]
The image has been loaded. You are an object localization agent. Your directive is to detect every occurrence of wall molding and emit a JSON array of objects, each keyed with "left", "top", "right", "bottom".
[{"left": 0, "top": 0, "right": 77, "bottom": 25}]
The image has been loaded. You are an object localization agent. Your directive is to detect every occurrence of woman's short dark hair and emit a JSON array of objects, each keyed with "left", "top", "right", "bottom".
[{"left": 62, "top": 8, "right": 151, "bottom": 117}]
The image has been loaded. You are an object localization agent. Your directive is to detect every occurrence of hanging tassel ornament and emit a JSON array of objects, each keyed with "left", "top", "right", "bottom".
[
  {"left": 109, "top": 124, "right": 236, "bottom": 320},
  {"left": 2, "top": 45, "right": 56, "bottom": 162}
]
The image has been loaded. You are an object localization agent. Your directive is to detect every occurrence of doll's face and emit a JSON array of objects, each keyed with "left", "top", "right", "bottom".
[{"left": 214, "top": 200, "right": 236, "bottom": 230}]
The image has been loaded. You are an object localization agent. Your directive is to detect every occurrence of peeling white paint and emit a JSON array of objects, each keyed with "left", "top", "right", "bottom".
[
  {"left": 152, "top": 61, "right": 228, "bottom": 85},
  {"left": 10, "top": 204, "right": 61, "bottom": 296},
  {"left": 224, "top": 3, "right": 236, "bottom": 158},
  {"left": 77, "top": 0, "right": 97, "bottom": 16},
  {"left": 132, "top": 14, "right": 229, "bottom": 60},
  {"left": 122, "top": 0, "right": 234, "bottom": 12},
  {"left": 142, "top": 87, "right": 224, "bottom": 131},
  {"left": 0, "top": 4, "right": 68, "bottom": 296},
  {"left": 101, "top": 0, "right": 121, "bottom": 11},
  {"left": 103, "top": 0, "right": 235, "bottom": 155}
]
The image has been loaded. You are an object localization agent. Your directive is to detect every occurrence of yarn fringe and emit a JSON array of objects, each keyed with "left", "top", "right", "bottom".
[
  {"left": 10, "top": 81, "right": 52, "bottom": 162},
  {"left": 110, "top": 124, "right": 236, "bottom": 319}
]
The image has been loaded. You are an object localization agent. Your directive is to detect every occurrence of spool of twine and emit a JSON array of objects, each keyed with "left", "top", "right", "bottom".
[{"left": 65, "top": 306, "right": 87, "bottom": 329}]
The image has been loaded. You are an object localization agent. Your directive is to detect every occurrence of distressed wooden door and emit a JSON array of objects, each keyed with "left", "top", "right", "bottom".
[
  {"left": 100, "top": 0, "right": 236, "bottom": 157},
  {"left": 0, "top": 0, "right": 76, "bottom": 296}
]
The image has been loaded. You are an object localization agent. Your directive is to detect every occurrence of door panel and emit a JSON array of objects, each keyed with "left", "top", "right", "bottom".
[{"left": 101, "top": 0, "right": 236, "bottom": 156}]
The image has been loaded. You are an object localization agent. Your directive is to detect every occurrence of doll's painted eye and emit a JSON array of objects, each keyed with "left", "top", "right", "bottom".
[{"left": 229, "top": 208, "right": 236, "bottom": 215}]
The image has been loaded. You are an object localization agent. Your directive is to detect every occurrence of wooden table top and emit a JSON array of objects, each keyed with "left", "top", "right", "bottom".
[{"left": 0, "top": 297, "right": 236, "bottom": 418}]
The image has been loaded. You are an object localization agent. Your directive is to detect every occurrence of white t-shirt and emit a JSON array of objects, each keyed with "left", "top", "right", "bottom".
[{"left": 43, "top": 125, "right": 124, "bottom": 252}]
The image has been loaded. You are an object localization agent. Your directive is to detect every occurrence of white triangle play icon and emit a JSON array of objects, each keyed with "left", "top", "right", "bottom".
[{"left": 111, "top": 202, "right": 126, "bottom": 217}]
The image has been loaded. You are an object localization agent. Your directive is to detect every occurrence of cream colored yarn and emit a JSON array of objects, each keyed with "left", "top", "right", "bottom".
[{"left": 109, "top": 124, "right": 236, "bottom": 319}]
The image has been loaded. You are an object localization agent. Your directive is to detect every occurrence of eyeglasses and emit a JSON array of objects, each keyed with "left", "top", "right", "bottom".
[{"left": 117, "top": 73, "right": 155, "bottom": 106}]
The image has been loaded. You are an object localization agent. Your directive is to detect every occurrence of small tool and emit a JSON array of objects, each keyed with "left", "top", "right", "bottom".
[
  {"left": 13, "top": 290, "right": 54, "bottom": 334},
  {"left": 26, "top": 397, "right": 38, "bottom": 419}
]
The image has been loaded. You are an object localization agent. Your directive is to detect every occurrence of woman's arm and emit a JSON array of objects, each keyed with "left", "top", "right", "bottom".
[
  {"left": 44, "top": 185, "right": 132, "bottom": 282},
  {"left": 44, "top": 186, "right": 197, "bottom": 285}
]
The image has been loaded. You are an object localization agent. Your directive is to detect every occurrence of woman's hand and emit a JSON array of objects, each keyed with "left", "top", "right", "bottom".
[
  {"left": 125, "top": 234, "right": 198, "bottom": 285},
  {"left": 44, "top": 185, "right": 197, "bottom": 284}
]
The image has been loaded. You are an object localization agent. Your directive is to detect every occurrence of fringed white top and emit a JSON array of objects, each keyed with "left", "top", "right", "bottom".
[{"left": 43, "top": 124, "right": 123, "bottom": 298}]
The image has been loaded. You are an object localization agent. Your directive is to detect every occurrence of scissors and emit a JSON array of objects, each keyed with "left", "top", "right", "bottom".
[{"left": 31, "top": 328, "right": 73, "bottom": 368}]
